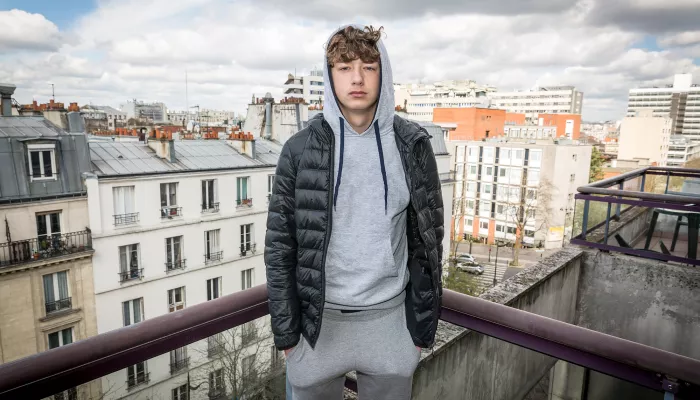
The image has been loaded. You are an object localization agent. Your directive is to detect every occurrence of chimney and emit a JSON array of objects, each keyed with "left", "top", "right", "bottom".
[
  {"left": 226, "top": 132, "right": 256, "bottom": 159},
  {"left": 147, "top": 131, "right": 176, "bottom": 162},
  {"left": 0, "top": 83, "right": 16, "bottom": 117}
]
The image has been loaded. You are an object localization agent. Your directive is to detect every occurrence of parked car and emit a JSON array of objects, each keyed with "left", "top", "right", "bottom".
[
  {"left": 455, "top": 253, "right": 477, "bottom": 265},
  {"left": 456, "top": 262, "right": 485, "bottom": 275}
]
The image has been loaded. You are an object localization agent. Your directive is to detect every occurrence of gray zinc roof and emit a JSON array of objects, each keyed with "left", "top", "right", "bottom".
[
  {"left": 90, "top": 139, "right": 278, "bottom": 177},
  {"left": 414, "top": 120, "right": 449, "bottom": 156},
  {"left": 0, "top": 116, "right": 74, "bottom": 137}
]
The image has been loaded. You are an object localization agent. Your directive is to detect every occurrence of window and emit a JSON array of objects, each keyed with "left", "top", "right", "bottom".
[
  {"left": 268, "top": 175, "right": 276, "bottom": 203},
  {"left": 467, "top": 182, "right": 477, "bottom": 193},
  {"left": 209, "top": 369, "right": 225, "bottom": 396},
  {"left": 242, "top": 354, "right": 257, "bottom": 385},
  {"left": 480, "top": 221, "right": 489, "bottom": 230},
  {"left": 207, "top": 277, "right": 221, "bottom": 301},
  {"left": 204, "top": 230, "right": 221, "bottom": 263},
  {"left": 525, "top": 229, "right": 535, "bottom": 238},
  {"left": 113, "top": 186, "right": 136, "bottom": 224},
  {"left": 469, "top": 165, "right": 477, "bottom": 174},
  {"left": 465, "top": 218, "right": 473, "bottom": 227},
  {"left": 502, "top": 149, "right": 511, "bottom": 159},
  {"left": 165, "top": 236, "right": 184, "bottom": 270},
  {"left": 127, "top": 362, "right": 148, "bottom": 388},
  {"left": 507, "top": 226, "right": 517, "bottom": 235},
  {"left": 202, "top": 180, "right": 217, "bottom": 211},
  {"left": 168, "top": 287, "right": 185, "bottom": 312},
  {"left": 484, "top": 148, "right": 494, "bottom": 159},
  {"left": 242, "top": 321, "right": 257, "bottom": 345},
  {"left": 485, "top": 166, "right": 493, "bottom": 176},
  {"left": 123, "top": 298, "right": 143, "bottom": 326},
  {"left": 528, "top": 170, "right": 541, "bottom": 185},
  {"left": 172, "top": 384, "right": 187, "bottom": 400},
  {"left": 48, "top": 327, "right": 73, "bottom": 349},
  {"left": 499, "top": 168, "right": 507, "bottom": 177},
  {"left": 568, "top": 193, "right": 574, "bottom": 203},
  {"left": 530, "top": 151, "right": 542, "bottom": 161},
  {"left": 43, "top": 271, "right": 70, "bottom": 314},
  {"left": 483, "top": 184, "right": 492, "bottom": 194},
  {"left": 572, "top": 154, "right": 578, "bottom": 161},
  {"left": 28, "top": 145, "right": 57, "bottom": 180},
  {"left": 240, "top": 224, "right": 254, "bottom": 255},
  {"left": 466, "top": 200, "right": 475, "bottom": 211},
  {"left": 160, "top": 183, "right": 179, "bottom": 217},
  {"left": 237, "top": 177, "right": 251, "bottom": 205},
  {"left": 36, "top": 212, "right": 61, "bottom": 243},
  {"left": 241, "top": 268, "right": 254, "bottom": 290},
  {"left": 526, "top": 189, "right": 536, "bottom": 200},
  {"left": 479, "top": 201, "right": 491, "bottom": 217},
  {"left": 496, "top": 224, "right": 505, "bottom": 233},
  {"left": 170, "top": 346, "right": 188, "bottom": 373},
  {"left": 570, "top": 174, "right": 576, "bottom": 182},
  {"left": 119, "top": 244, "right": 140, "bottom": 281},
  {"left": 514, "top": 150, "right": 524, "bottom": 159},
  {"left": 497, "top": 205, "right": 505, "bottom": 214}
]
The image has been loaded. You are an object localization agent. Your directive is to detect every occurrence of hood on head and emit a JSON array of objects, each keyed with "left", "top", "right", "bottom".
[{"left": 323, "top": 24, "right": 395, "bottom": 136}]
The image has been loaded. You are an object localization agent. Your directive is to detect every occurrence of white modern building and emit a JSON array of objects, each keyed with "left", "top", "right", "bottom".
[
  {"left": 395, "top": 80, "right": 495, "bottom": 121},
  {"left": 167, "top": 109, "right": 237, "bottom": 127},
  {"left": 489, "top": 86, "right": 584, "bottom": 121},
  {"left": 667, "top": 136, "right": 700, "bottom": 167},
  {"left": 85, "top": 136, "right": 282, "bottom": 400},
  {"left": 448, "top": 138, "right": 592, "bottom": 249},
  {"left": 627, "top": 73, "right": 700, "bottom": 141},
  {"left": 82, "top": 105, "right": 127, "bottom": 130},
  {"left": 120, "top": 100, "right": 167, "bottom": 123},
  {"left": 618, "top": 109, "right": 672, "bottom": 167},
  {"left": 283, "top": 68, "right": 324, "bottom": 105}
]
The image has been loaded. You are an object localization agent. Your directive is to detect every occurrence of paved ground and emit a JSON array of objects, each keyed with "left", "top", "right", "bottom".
[{"left": 453, "top": 242, "right": 560, "bottom": 289}]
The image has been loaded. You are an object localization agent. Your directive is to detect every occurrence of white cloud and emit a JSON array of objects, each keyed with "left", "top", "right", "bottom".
[
  {"left": 1, "top": 0, "right": 699, "bottom": 122},
  {"left": 0, "top": 9, "right": 62, "bottom": 52}
]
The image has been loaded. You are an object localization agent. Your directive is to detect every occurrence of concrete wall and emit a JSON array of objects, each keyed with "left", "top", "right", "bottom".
[
  {"left": 411, "top": 247, "right": 584, "bottom": 400},
  {"left": 618, "top": 114, "right": 672, "bottom": 166}
]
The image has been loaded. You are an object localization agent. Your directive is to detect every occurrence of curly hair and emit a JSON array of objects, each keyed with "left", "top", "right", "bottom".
[{"left": 326, "top": 25, "right": 384, "bottom": 67}]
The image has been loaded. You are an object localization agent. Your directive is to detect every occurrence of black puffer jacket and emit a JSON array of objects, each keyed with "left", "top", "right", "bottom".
[{"left": 265, "top": 114, "right": 444, "bottom": 350}]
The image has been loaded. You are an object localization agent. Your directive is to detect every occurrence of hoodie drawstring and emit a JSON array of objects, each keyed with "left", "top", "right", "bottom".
[
  {"left": 333, "top": 118, "right": 389, "bottom": 215},
  {"left": 374, "top": 120, "right": 389, "bottom": 214},
  {"left": 333, "top": 116, "right": 345, "bottom": 209}
]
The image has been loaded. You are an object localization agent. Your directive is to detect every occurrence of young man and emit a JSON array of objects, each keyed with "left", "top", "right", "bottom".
[{"left": 265, "top": 25, "right": 444, "bottom": 400}]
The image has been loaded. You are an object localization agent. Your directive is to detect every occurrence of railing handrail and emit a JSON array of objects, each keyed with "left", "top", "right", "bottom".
[{"left": 0, "top": 286, "right": 698, "bottom": 399}]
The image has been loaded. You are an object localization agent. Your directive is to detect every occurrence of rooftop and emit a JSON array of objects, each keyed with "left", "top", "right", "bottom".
[{"left": 0, "top": 116, "right": 80, "bottom": 138}]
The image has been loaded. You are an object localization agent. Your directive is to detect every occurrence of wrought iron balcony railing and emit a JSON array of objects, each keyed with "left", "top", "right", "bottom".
[
  {"left": 118, "top": 268, "right": 143, "bottom": 283},
  {"left": 0, "top": 231, "right": 92, "bottom": 268},
  {"left": 45, "top": 297, "right": 72, "bottom": 314},
  {"left": 236, "top": 198, "right": 253, "bottom": 208},
  {"left": 113, "top": 213, "right": 139, "bottom": 226},
  {"left": 205, "top": 251, "right": 223, "bottom": 264},
  {"left": 202, "top": 202, "right": 220, "bottom": 213},
  {"left": 240, "top": 243, "right": 256, "bottom": 257},
  {"left": 160, "top": 206, "right": 182, "bottom": 219},
  {"left": 169, "top": 357, "right": 189, "bottom": 374},
  {"left": 1, "top": 286, "right": 698, "bottom": 399},
  {"left": 165, "top": 259, "right": 186, "bottom": 272}
]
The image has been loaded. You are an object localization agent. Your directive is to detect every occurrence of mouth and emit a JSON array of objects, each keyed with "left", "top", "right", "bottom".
[{"left": 349, "top": 91, "right": 367, "bottom": 98}]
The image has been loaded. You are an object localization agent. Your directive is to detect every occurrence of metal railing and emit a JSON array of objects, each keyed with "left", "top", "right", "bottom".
[
  {"left": 165, "top": 259, "right": 186, "bottom": 272},
  {"left": 126, "top": 372, "right": 149, "bottom": 389},
  {"left": 118, "top": 268, "right": 143, "bottom": 283},
  {"left": 0, "top": 231, "right": 92, "bottom": 268},
  {"left": 205, "top": 251, "right": 223, "bottom": 264},
  {"left": 1, "top": 286, "right": 698, "bottom": 400},
  {"left": 439, "top": 170, "right": 456, "bottom": 183},
  {"left": 113, "top": 213, "right": 139, "bottom": 226},
  {"left": 202, "top": 202, "right": 220, "bottom": 213},
  {"left": 240, "top": 243, "right": 256, "bottom": 257},
  {"left": 572, "top": 166, "right": 700, "bottom": 266},
  {"left": 236, "top": 198, "right": 253, "bottom": 208},
  {"left": 169, "top": 357, "right": 189, "bottom": 374},
  {"left": 160, "top": 206, "right": 182, "bottom": 219},
  {"left": 45, "top": 297, "right": 72, "bottom": 314}
]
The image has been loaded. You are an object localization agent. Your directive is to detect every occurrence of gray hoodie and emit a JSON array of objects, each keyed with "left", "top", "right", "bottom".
[{"left": 323, "top": 25, "right": 410, "bottom": 310}]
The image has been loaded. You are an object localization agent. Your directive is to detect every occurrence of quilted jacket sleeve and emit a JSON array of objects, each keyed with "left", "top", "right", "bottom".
[
  {"left": 423, "top": 139, "right": 445, "bottom": 293},
  {"left": 265, "top": 141, "right": 301, "bottom": 350}
]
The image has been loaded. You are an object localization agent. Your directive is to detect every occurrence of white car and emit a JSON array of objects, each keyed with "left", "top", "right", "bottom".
[
  {"left": 456, "top": 262, "right": 484, "bottom": 275},
  {"left": 456, "top": 254, "right": 477, "bottom": 264}
]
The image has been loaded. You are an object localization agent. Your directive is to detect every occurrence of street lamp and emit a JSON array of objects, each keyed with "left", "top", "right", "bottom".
[{"left": 493, "top": 240, "right": 508, "bottom": 286}]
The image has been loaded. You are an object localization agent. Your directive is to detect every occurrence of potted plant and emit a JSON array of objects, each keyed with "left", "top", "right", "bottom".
[{"left": 33, "top": 251, "right": 40, "bottom": 260}]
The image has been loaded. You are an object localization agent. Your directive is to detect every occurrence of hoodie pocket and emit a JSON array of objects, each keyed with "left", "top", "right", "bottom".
[{"left": 383, "top": 235, "right": 400, "bottom": 278}]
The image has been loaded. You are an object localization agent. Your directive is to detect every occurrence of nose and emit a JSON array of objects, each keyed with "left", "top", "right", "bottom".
[{"left": 351, "top": 68, "right": 364, "bottom": 86}]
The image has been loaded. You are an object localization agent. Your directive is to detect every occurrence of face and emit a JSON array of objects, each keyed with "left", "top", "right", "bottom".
[{"left": 331, "top": 58, "right": 380, "bottom": 115}]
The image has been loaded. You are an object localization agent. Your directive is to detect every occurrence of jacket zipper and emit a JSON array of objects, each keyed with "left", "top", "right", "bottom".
[{"left": 314, "top": 121, "right": 334, "bottom": 347}]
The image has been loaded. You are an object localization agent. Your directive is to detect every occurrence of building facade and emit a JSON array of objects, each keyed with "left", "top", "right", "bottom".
[
  {"left": 489, "top": 86, "right": 584, "bottom": 121},
  {"left": 627, "top": 73, "right": 700, "bottom": 141},
  {"left": 167, "top": 109, "right": 236, "bottom": 127},
  {"left": 618, "top": 109, "right": 672, "bottom": 167},
  {"left": 283, "top": 69, "right": 324, "bottom": 105},
  {"left": 0, "top": 84, "right": 100, "bottom": 400},
  {"left": 448, "top": 139, "right": 591, "bottom": 249},
  {"left": 120, "top": 100, "right": 167, "bottom": 123},
  {"left": 395, "top": 80, "right": 495, "bottom": 121},
  {"left": 86, "top": 136, "right": 282, "bottom": 400},
  {"left": 667, "top": 136, "right": 700, "bottom": 167}
]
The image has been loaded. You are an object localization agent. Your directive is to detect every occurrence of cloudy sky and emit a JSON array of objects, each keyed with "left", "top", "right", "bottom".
[{"left": 1, "top": 0, "right": 699, "bottom": 121}]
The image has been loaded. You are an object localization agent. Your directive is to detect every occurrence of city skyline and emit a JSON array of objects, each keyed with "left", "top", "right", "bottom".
[{"left": 1, "top": 0, "right": 699, "bottom": 121}]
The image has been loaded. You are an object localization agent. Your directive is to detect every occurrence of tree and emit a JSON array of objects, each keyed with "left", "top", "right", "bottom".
[
  {"left": 502, "top": 179, "right": 555, "bottom": 266},
  {"left": 190, "top": 321, "right": 285, "bottom": 400},
  {"left": 589, "top": 147, "right": 605, "bottom": 183},
  {"left": 444, "top": 264, "right": 482, "bottom": 296}
]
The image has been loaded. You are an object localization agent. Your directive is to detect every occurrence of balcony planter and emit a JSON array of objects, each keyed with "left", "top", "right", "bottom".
[{"left": 33, "top": 252, "right": 40, "bottom": 260}]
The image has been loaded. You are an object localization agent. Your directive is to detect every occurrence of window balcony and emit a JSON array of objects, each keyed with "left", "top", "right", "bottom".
[
  {"left": 205, "top": 251, "right": 223, "bottom": 264},
  {"left": 236, "top": 198, "right": 253, "bottom": 208},
  {"left": 240, "top": 243, "right": 256, "bottom": 257},
  {"left": 0, "top": 231, "right": 92, "bottom": 268},
  {"left": 126, "top": 372, "right": 149, "bottom": 389},
  {"left": 118, "top": 268, "right": 143, "bottom": 283},
  {"left": 202, "top": 202, "right": 220, "bottom": 213},
  {"left": 165, "top": 259, "right": 186, "bottom": 272},
  {"left": 113, "top": 213, "right": 139, "bottom": 226},
  {"left": 169, "top": 357, "right": 189, "bottom": 374},
  {"left": 45, "top": 297, "right": 72, "bottom": 314},
  {"left": 160, "top": 206, "right": 182, "bottom": 219}
]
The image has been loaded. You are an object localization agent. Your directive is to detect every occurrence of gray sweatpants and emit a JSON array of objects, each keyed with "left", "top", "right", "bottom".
[{"left": 285, "top": 303, "right": 421, "bottom": 400}]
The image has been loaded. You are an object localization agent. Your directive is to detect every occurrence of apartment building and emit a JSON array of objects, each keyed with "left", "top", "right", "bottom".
[
  {"left": 667, "top": 136, "right": 700, "bottom": 167},
  {"left": 448, "top": 138, "right": 591, "bottom": 249},
  {"left": 489, "top": 86, "right": 584, "bottom": 121},
  {"left": 618, "top": 109, "right": 672, "bottom": 167},
  {"left": 86, "top": 135, "right": 281, "bottom": 400},
  {"left": 627, "top": 73, "right": 700, "bottom": 141},
  {"left": 395, "top": 80, "right": 495, "bottom": 121},
  {"left": 283, "top": 68, "right": 324, "bottom": 105},
  {"left": 0, "top": 84, "right": 100, "bottom": 400},
  {"left": 167, "top": 109, "right": 236, "bottom": 127},
  {"left": 120, "top": 100, "right": 167, "bottom": 123}
]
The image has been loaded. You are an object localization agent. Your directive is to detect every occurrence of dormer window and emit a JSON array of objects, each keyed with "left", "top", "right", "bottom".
[{"left": 27, "top": 144, "right": 57, "bottom": 181}]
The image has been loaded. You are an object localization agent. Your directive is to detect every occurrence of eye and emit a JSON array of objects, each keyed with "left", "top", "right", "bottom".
[
  {"left": 365, "top": 66, "right": 377, "bottom": 71},
  {"left": 340, "top": 67, "right": 350, "bottom": 71}
]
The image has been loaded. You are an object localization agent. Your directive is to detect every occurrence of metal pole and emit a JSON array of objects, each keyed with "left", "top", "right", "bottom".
[
  {"left": 581, "top": 200, "right": 590, "bottom": 241},
  {"left": 603, "top": 203, "right": 612, "bottom": 245},
  {"left": 488, "top": 246, "right": 491, "bottom": 262},
  {"left": 493, "top": 245, "right": 499, "bottom": 286}
]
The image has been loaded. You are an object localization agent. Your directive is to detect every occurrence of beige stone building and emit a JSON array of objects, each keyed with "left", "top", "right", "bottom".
[{"left": 0, "top": 84, "right": 100, "bottom": 400}]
